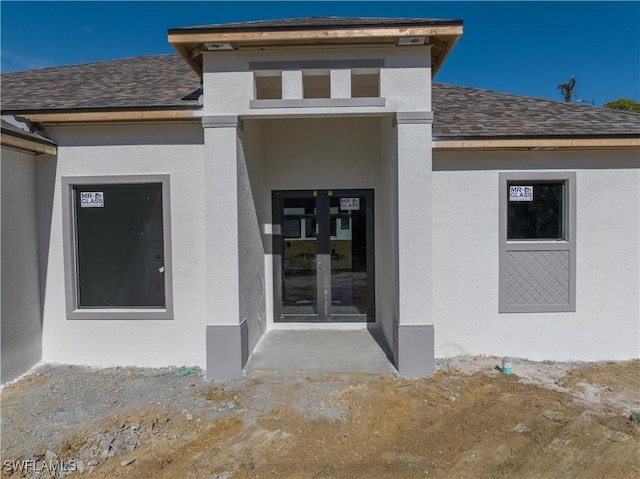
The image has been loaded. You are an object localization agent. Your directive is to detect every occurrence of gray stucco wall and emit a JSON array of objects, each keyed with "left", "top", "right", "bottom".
[
  {"left": 378, "top": 117, "right": 399, "bottom": 351},
  {"left": 238, "top": 120, "right": 267, "bottom": 356},
  {"left": 432, "top": 149, "right": 640, "bottom": 361},
  {"left": 38, "top": 124, "right": 208, "bottom": 368},
  {"left": 1, "top": 148, "right": 44, "bottom": 383}
]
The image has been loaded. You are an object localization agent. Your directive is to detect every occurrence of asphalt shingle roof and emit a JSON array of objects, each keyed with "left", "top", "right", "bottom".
[
  {"left": 1, "top": 55, "right": 200, "bottom": 111},
  {"left": 2, "top": 54, "right": 639, "bottom": 139},
  {"left": 432, "top": 83, "right": 640, "bottom": 139},
  {"left": 169, "top": 16, "right": 463, "bottom": 33}
]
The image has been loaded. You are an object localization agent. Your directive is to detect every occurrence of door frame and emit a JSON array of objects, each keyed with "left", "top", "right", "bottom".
[{"left": 272, "top": 189, "right": 375, "bottom": 322}]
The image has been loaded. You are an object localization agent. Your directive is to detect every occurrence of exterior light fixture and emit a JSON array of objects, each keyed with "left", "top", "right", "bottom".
[
  {"left": 204, "top": 42, "right": 234, "bottom": 51},
  {"left": 397, "top": 37, "right": 426, "bottom": 46}
]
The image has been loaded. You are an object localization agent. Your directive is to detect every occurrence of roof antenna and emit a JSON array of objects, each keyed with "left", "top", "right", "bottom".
[{"left": 557, "top": 75, "right": 576, "bottom": 102}]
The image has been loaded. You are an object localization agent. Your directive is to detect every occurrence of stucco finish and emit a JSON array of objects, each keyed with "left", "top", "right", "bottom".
[
  {"left": 432, "top": 149, "right": 640, "bottom": 361},
  {"left": 1, "top": 148, "right": 44, "bottom": 382},
  {"left": 377, "top": 118, "right": 399, "bottom": 350},
  {"left": 202, "top": 47, "right": 431, "bottom": 116},
  {"left": 39, "top": 124, "right": 208, "bottom": 368},
  {"left": 238, "top": 121, "right": 268, "bottom": 354},
  {"left": 396, "top": 122, "right": 433, "bottom": 326},
  {"left": 199, "top": 43, "right": 434, "bottom": 376}
]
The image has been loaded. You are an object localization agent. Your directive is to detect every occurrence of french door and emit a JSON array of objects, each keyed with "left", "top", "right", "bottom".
[{"left": 273, "top": 189, "right": 374, "bottom": 322}]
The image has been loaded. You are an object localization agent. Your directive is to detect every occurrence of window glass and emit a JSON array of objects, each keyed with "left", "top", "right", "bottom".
[
  {"left": 74, "top": 183, "right": 165, "bottom": 307},
  {"left": 283, "top": 218, "right": 301, "bottom": 239},
  {"left": 507, "top": 181, "right": 564, "bottom": 240},
  {"left": 305, "top": 216, "right": 317, "bottom": 238}
]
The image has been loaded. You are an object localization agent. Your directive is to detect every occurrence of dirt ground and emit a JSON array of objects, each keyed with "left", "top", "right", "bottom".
[{"left": 1, "top": 357, "right": 638, "bottom": 479}]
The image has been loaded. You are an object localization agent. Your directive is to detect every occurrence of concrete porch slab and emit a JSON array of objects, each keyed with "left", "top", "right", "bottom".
[{"left": 244, "top": 329, "right": 397, "bottom": 374}]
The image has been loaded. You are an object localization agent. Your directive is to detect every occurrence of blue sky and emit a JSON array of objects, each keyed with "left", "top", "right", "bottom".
[{"left": 1, "top": 1, "right": 638, "bottom": 106}]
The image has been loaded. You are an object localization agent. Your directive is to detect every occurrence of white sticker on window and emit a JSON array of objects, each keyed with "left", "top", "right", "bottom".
[
  {"left": 80, "top": 192, "right": 104, "bottom": 208},
  {"left": 340, "top": 198, "right": 360, "bottom": 211},
  {"left": 509, "top": 186, "right": 533, "bottom": 202}
]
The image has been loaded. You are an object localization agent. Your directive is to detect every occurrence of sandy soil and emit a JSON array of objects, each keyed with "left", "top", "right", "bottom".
[{"left": 1, "top": 357, "right": 638, "bottom": 479}]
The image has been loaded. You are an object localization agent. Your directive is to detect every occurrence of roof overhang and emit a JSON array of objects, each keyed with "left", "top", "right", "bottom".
[
  {"left": 168, "top": 20, "right": 463, "bottom": 78},
  {"left": 0, "top": 126, "right": 57, "bottom": 155},
  {"left": 14, "top": 109, "right": 200, "bottom": 124}
]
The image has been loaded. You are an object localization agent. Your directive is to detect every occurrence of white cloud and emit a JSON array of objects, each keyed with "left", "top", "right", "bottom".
[{"left": 0, "top": 49, "right": 55, "bottom": 72}]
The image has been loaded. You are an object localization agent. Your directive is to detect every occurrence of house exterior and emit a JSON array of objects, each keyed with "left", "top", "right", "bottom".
[{"left": 1, "top": 17, "right": 639, "bottom": 384}]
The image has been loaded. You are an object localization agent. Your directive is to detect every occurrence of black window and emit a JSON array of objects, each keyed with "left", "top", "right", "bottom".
[
  {"left": 74, "top": 183, "right": 165, "bottom": 308},
  {"left": 305, "top": 216, "right": 317, "bottom": 238},
  {"left": 283, "top": 217, "right": 301, "bottom": 238},
  {"left": 507, "top": 181, "right": 564, "bottom": 240},
  {"left": 330, "top": 217, "right": 337, "bottom": 237}
]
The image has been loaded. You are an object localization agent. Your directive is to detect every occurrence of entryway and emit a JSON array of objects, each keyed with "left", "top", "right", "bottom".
[
  {"left": 245, "top": 329, "right": 395, "bottom": 374},
  {"left": 272, "top": 189, "right": 375, "bottom": 322}
]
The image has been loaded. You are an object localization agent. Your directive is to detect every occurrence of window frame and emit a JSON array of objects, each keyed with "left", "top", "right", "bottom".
[
  {"left": 499, "top": 171, "right": 576, "bottom": 313},
  {"left": 62, "top": 175, "right": 173, "bottom": 320}
]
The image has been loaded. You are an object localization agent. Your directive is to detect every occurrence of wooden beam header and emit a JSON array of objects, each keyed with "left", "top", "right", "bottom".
[
  {"left": 20, "top": 110, "right": 199, "bottom": 124},
  {"left": 168, "top": 25, "right": 463, "bottom": 45},
  {"left": 168, "top": 23, "right": 463, "bottom": 78},
  {"left": 1, "top": 133, "right": 57, "bottom": 155}
]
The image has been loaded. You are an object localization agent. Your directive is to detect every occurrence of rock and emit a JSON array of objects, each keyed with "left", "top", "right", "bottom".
[
  {"left": 112, "top": 438, "right": 124, "bottom": 451},
  {"left": 45, "top": 450, "right": 57, "bottom": 461},
  {"left": 514, "top": 423, "right": 528, "bottom": 433},
  {"left": 120, "top": 458, "right": 135, "bottom": 466},
  {"left": 186, "top": 413, "right": 193, "bottom": 421},
  {"left": 103, "top": 435, "right": 115, "bottom": 448},
  {"left": 87, "top": 460, "right": 98, "bottom": 467}
]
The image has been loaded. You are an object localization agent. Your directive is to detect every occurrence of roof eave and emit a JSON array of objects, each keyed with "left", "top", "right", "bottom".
[
  {"left": 168, "top": 24, "right": 463, "bottom": 78},
  {"left": 433, "top": 136, "right": 640, "bottom": 150},
  {"left": 1, "top": 128, "right": 57, "bottom": 155},
  {"left": 10, "top": 109, "right": 201, "bottom": 125}
]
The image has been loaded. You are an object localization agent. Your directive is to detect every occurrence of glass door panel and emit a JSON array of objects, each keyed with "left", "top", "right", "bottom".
[
  {"left": 274, "top": 190, "right": 373, "bottom": 322},
  {"left": 282, "top": 197, "right": 318, "bottom": 315},
  {"left": 330, "top": 194, "right": 368, "bottom": 315}
]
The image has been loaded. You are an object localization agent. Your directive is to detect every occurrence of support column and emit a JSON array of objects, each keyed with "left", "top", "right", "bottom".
[
  {"left": 282, "top": 70, "right": 303, "bottom": 99},
  {"left": 203, "top": 115, "right": 247, "bottom": 381},
  {"left": 330, "top": 69, "right": 351, "bottom": 98},
  {"left": 393, "top": 111, "right": 435, "bottom": 378}
]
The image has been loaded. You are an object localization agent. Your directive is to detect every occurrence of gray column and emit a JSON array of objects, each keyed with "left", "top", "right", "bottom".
[
  {"left": 393, "top": 111, "right": 435, "bottom": 378},
  {"left": 202, "top": 115, "right": 248, "bottom": 380},
  {"left": 282, "top": 71, "right": 303, "bottom": 99},
  {"left": 330, "top": 69, "right": 351, "bottom": 98}
]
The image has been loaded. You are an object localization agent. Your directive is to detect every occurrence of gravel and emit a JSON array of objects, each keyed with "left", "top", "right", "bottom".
[{"left": 2, "top": 357, "right": 637, "bottom": 478}]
